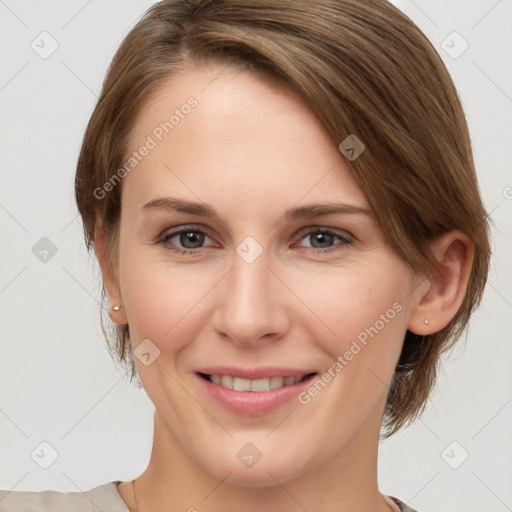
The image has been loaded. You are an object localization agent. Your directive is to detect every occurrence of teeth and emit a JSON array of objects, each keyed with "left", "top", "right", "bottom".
[
  {"left": 220, "top": 375, "right": 233, "bottom": 389},
  {"left": 209, "top": 374, "right": 306, "bottom": 392},
  {"left": 269, "top": 377, "right": 284, "bottom": 389},
  {"left": 233, "top": 377, "right": 251, "bottom": 391},
  {"left": 251, "top": 378, "right": 270, "bottom": 392}
]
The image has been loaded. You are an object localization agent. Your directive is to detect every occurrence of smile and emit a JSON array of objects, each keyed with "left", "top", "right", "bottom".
[{"left": 199, "top": 373, "right": 314, "bottom": 392}]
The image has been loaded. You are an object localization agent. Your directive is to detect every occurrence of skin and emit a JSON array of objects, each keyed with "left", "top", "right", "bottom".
[{"left": 94, "top": 63, "right": 473, "bottom": 512}]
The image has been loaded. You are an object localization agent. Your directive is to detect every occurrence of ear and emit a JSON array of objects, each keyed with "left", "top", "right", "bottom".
[
  {"left": 408, "top": 230, "right": 474, "bottom": 335},
  {"left": 93, "top": 219, "right": 128, "bottom": 325}
]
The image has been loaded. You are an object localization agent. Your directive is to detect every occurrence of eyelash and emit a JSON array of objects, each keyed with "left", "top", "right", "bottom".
[{"left": 158, "top": 225, "right": 353, "bottom": 256}]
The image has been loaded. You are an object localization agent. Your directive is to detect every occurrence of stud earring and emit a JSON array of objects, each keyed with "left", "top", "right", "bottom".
[
  {"left": 112, "top": 305, "right": 122, "bottom": 311},
  {"left": 424, "top": 318, "right": 428, "bottom": 325}
]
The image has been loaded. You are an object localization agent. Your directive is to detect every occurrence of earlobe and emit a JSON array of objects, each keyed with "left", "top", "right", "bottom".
[
  {"left": 408, "top": 231, "right": 474, "bottom": 335},
  {"left": 93, "top": 219, "right": 128, "bottom": 325}
]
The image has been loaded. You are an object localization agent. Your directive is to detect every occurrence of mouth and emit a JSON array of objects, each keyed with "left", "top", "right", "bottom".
[
  {"left": 197, "top": 372, "right": 317, "bottom": 392},
  {"left": 195, "top": 369, "right": 318, "bottom": 415}
]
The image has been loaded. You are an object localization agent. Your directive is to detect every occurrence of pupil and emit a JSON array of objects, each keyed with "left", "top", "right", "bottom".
[
  {"left": 181, "top": 231, "right": 204, "bottom": 249},
  {"left": 312, "top": 232, "right": 333, "bottom": 248}
]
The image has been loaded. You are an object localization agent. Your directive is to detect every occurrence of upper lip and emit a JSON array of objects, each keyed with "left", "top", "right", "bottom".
[{"left": 195, "top": 366, "right": 317, "bottom": 380}]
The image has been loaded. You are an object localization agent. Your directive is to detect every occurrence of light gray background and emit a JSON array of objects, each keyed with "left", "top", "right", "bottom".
[{"left": 0, "top": 1, "right": 511, "bottom": 511}]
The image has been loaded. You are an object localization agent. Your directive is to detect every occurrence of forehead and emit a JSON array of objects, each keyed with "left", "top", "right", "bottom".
[{"left": 122, "top": 63, "right": 369, "bottom": 213}]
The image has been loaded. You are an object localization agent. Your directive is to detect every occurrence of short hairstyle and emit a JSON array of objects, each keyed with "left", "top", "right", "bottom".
[{"left": 74, "top": 0, "right": 491, "bottom": 438}]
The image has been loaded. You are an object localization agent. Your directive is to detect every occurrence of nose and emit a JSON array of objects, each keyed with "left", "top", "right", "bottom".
[{"left": 212, "top": 250, "right": 291, "bottom": 347}]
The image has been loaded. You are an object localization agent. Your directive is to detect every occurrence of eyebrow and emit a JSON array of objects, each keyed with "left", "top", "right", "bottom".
[{"left": 141, "top": 197, "right": 372, "bottom": 223}]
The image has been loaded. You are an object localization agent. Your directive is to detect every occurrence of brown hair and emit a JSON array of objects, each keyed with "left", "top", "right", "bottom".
[{"left": 75, "top": 0, "right": 491, "bottom": 438}]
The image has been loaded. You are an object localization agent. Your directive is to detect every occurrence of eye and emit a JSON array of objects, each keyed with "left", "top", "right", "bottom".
[
  {"left": 295, "top": 227, "right": 352, "bottom": 253},
  {"left": 158, "top": 225, "right": 353, "bottom": 256},
  {"left": 159, "top": 226, "right": 215, "bottom": 254}
]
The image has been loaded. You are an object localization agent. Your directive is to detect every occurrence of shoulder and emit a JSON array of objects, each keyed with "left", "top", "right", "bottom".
[
  {"left": 0, "top": 481, "right": 129, "bottom": 512},
  {"left": 388, "top": 495, "right": 421, "bottom": 512}
]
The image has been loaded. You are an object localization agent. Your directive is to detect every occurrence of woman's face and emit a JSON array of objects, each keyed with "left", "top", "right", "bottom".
[{"left": 114, "top": 63, "right": 422, "bottom": 486}]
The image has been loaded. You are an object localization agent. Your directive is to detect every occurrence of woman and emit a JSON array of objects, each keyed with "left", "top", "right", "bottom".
[{"left": 0, "top": 0, "right": 490, "bottom": 511}]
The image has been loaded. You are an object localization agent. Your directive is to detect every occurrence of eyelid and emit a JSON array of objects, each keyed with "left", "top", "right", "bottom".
[
  {"left": 159, "top": 224, "right": 217, "bottom": 244},
  {"left": 159, "top": 224, "right": 353, "bottom": 240},
  {"left": 294, "top": 225, "right": 354, "bottom": 243},
  {"left": 158, "top": 224, "right": 355, "bottom": 253}
]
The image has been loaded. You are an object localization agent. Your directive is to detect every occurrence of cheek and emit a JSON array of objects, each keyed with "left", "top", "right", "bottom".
[
  {"left": 291, "top": 268, "right": 410, "bottom": 428},
  {"left": 295, "top": 267, "right": 407, "bottom": 342},
  {"left": 118, "top": 250, "right": 217, "bottom": 351}
]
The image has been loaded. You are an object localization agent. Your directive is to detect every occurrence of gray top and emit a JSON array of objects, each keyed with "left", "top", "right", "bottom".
[{"left": 0, "top": 481, "right": 419, "bottom": 511}]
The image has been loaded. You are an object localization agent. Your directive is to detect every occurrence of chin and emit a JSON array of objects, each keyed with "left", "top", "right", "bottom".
[
  {"left": 196, "top": 444, "right": 317, "bottom": 489},
  {"left": 211, "top": 465, "right": 302, "bottom": 489}
]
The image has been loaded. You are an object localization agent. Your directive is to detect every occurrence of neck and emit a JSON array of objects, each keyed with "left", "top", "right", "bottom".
[{"left": 131, "top": 407, "right": 391, "bottom": 512}]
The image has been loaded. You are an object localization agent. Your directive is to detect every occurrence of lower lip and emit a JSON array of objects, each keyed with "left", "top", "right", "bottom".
[{"left": 196, "top": 373, "right": 317, "bottom": 416}]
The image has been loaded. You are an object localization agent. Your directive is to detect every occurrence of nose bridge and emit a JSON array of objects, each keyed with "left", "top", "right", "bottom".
[
  {"left": 213, "top": 245, "right": 289, "bottom": 345},
  {"left": 232, "top": 247, "right": 271, "bottom": 300}
]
